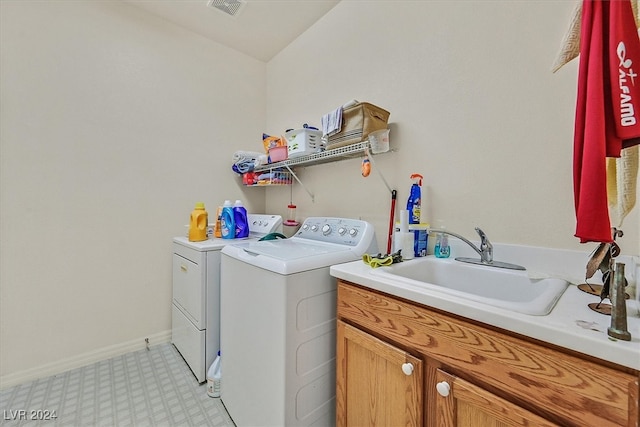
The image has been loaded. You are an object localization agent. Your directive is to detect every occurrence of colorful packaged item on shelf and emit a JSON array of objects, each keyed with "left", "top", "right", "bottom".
[
  {"left": 255, "top": 171, "right": 291, "bottom": 185},
  {"left": 242, "top": 172, "right": 256, "bottom": 185},
  {"left": 268, "top": 145, "right": 288, "bottom": 162},
  {"left": 262, "top": 133, "right": 285, "bottom": 153},
  {"left": 243, "top": 171, "right": 291, "bottom": 186}
]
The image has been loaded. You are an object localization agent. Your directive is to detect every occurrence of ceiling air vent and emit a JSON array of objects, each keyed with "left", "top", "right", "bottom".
[{"left": 207, "top": 0, "right": 246, "bottom": 17}]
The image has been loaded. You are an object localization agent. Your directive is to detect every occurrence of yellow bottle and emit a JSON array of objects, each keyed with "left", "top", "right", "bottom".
[
  {"left": 214, "top": 206, "right": 223, "bottom": 238},
  {"left": 188, "top": 202, "right": 208, "bottom": 242}
]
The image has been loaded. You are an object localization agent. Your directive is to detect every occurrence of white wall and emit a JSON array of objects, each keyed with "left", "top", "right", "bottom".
[
  {"left": 2, "top": 0, "right": 639, "bottom": 388},
  {"left": 0, "top": 0, "right": 265, "bottom": 385},
  {"left": 265, "top": 0, "right": 640, "bottom": 255}
]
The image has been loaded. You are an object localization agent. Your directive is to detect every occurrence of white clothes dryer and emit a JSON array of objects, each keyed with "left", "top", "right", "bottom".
[
  {"left": 171, "top": 214, "right": 282, "bottom": 383},
  {"left": 220, "top": 217, "right": 377, "bottom": 427}
]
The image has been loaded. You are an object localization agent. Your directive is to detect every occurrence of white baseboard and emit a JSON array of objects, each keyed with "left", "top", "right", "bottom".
[{"left": 0, "top": 330, "right": 172, "bottom": 390}]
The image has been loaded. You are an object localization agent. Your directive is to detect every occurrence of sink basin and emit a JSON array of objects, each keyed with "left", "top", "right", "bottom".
[{"left": 369, "top": 257, "right": 569, "bottom": 315}]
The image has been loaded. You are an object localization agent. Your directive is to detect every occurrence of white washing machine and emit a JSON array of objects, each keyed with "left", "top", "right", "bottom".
[
  {"left": 220, "top": 217, "right": 378, "bottom": 427},
  {"left": 171, "top": 214, "right": 282, "bottom": 383}
]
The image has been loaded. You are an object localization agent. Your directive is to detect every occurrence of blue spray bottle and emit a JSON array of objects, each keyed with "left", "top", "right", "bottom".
[{"left": 406, "top": 173, "right": 423, "bottom": 224}]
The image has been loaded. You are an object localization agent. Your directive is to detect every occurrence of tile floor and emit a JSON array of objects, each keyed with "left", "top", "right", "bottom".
[{"left": 0, "top": 343, "right": 235, "bottom": 427}]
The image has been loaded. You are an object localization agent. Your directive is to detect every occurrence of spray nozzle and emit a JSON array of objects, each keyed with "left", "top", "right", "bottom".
[{"left": 410, "top": 173, "right": 423, "bottom": 186}]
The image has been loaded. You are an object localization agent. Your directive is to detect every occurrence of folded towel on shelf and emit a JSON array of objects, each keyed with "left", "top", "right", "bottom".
[
  {"left": 321, "top": 107, "right": 342, "bottom": 137},
  {"left": 320, "top": 100, "right": 361, "bottom": 137},
  {"left": 253, "top": 154, "right": 268, "bottom": 167},
  {"left": 232, "top": 150, "right": 264, "bottom": 174},
  {"left": 607, "top": 146, "right": 639, "bottom": 228},
  {"left": 232, "top": 150, "right": 263, "bottom": 163}
]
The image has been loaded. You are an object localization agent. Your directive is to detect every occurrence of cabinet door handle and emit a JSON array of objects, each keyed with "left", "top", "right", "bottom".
[
  {"left": 180, "top": 264, "right": 188, "bottom": 272},
  {"left": 436, "top": 381, "right": 451, "bottom": 397},
  {"left": 401, "top": 363, "right": 414, "bottom": 376}
]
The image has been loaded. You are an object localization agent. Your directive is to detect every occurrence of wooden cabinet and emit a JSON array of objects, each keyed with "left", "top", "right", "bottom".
[
  {"left": 336, "top": 320, "right": 423, "bottom": 427},
  {"left": 336, "top": 280, "right": 640, "bottom": 427},
  {"left": 434, "top": 369, "right": 559, "bottom": 426}
]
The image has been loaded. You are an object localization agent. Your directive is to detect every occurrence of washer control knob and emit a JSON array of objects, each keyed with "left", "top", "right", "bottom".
[
  {"left": 338, "top": 227, "right": 347, "bottom": 235},
  {"left": 322, "top": 224, "right": 332, "bottom": 235},
  {"left": 349, "top": 228, "right": 358, "bottom": 237},
  {"left": 302, "top": 224, "right": 309, "bottom": 231},
  {"left": 311, "top": 225, "right": 319, "bottom": 232}
]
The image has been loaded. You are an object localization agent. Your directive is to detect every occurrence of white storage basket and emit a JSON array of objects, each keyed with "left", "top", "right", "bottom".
[{"left": 285, "top": 129, "right": 323, "bottom": 158}]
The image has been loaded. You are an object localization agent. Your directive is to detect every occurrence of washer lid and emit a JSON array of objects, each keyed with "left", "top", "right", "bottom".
[{"left": 221, "top": 239, "right": 357, "bottom": 275}]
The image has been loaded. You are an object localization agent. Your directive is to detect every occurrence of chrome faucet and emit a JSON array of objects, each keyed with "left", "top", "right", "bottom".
[
  {"left": 429, "top": 227, "right": 525, "bottom": 271},
  {"left": 475, "top": 227, "right": 493, "bottom": 264}
]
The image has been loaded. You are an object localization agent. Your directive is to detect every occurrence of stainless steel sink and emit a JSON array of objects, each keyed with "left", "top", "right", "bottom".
[{"left": 370, "top": 257, "right": 569, "bottom": 315}]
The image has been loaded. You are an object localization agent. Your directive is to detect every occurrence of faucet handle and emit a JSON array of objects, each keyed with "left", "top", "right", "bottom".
[
  {"left": 474, "top": 228, "right": 493, "bottom": 263},
  {"left": 475, "top": 227, "right": 487, "bottom": 240}
]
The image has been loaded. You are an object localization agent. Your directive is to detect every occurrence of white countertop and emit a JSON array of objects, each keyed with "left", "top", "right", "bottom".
[{"left": 330, "top": 257, "right": 640, "bottom": 370}]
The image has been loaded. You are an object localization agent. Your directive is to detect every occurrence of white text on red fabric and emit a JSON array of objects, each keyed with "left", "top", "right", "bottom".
[{"left": 617, "top": 41, "right": 638, "bottom": 127}]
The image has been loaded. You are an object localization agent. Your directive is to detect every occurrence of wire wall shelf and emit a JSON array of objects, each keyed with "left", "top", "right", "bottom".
[
  {"left": 244, "top": 139, "right": 394, "bottom": 201},
  {"left": 253, "top": 140, "right": 369, "bottom": 173},
  {"left": 243, "top": 170, "right": 292, "bottom": 186}
]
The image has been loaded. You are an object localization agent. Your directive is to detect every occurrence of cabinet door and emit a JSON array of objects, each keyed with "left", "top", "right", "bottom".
[
  {"left": 337, "top": 320, "right": 423, "bottom": 427},
  {"left": 434, "top": 369, "right": 559, "bottom": 427},
  {"left": 172, "top": 247, "right": 205, "bottom": 328}
]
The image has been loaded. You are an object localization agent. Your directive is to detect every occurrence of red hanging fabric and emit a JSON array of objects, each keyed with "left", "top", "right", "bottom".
[{"left": 573, "top": 0, "right": 640, "bottom": 244}]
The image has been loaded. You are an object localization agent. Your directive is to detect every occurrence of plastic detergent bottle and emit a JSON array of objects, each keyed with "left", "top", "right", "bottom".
[
  {"left": 207, "top": 351, "right": 221, "bottom": 398},
  {"left": 233, "top": 200, "right": 249, "bottom": 238},
  {"left": 214, "top": 206, "right": 222, "bottom": 238},
  {"left": 220, "top": 200, "right": 235, "bottom": 239},
  {"left": 406, "top": 173, "right": 423, "bottom": 224},
  {"left": 188, "top": 202, "right": 208, "bottom": 242}
]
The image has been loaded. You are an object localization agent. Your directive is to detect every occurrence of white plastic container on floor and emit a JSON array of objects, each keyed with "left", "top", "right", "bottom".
[{"left": 207, "top": 351, "right": 221, "bottom": 397}]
